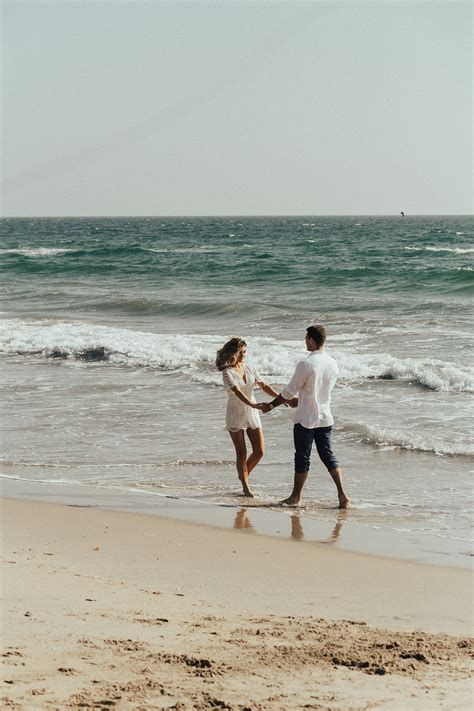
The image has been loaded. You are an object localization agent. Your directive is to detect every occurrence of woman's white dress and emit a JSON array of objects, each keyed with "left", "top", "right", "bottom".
[{"left": 222, "top": 363, "right": 262, "bottom": 432}]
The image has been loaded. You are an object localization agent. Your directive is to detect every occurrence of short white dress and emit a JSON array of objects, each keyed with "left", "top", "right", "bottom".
[{"left": 222, "top": 363, "right": 262, "bottom": 432}]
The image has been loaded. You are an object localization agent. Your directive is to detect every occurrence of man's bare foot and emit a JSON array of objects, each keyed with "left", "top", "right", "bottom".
[
  {"left": 338, "top": 494, "right": 349, "bottom": 509},
  {"left": 280, "top": 496, "right": 300, "bottom": 508},
  {"left": 242, "top": 487, "right": 254, "bottom": 498}
]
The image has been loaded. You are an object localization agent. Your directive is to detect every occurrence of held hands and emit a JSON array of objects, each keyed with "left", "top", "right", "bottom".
[
  {"left": 252, "top": 402, "right": 269, "bottom": 412},
  {"left": 256, "top": 398, "right": 298, "bottom": 413}
]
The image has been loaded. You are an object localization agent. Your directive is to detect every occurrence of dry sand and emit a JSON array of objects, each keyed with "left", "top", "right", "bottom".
[{"left": 1, "top": 497, "right": 472, "bottom": 710}]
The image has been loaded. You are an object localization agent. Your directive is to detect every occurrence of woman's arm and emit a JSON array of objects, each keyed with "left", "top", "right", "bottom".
[
  {"left": 230, "top": 386, "right": 262, "bottom": 409},
  {"left": 257, "top": 380, "right": 294, "bottom": 405},
  {"left": 256, "top": 380, "right": 280, "bottom": 399}
]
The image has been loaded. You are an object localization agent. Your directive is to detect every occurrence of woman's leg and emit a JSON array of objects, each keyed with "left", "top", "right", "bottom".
[
  {"left": 229, "top": 429, "right": 253, "bottom": 497},
  {"left": 245, "top": 427, "right": 265, "bottom": 477}
]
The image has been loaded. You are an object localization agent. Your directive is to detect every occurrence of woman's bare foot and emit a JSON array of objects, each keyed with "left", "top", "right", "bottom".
[
  {"left": 338, "top": 493, "right": 350, "bottom": 509},
  {"left": 239, "top": 475, "right": 254, "bottom": 498}
]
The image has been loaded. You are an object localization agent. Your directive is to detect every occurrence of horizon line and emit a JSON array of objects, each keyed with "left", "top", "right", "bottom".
[{"left": 1, "top": 213, "right": 472, "bottom": 220}]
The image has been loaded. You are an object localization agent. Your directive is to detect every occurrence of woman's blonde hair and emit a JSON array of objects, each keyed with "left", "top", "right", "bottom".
[{"left": 215, "top": 337, "right": 246, "bottom": 371}]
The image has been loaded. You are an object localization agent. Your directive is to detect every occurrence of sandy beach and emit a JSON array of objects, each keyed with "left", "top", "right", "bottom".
[{"left": 1, "top": 497, "right": 472, "bottom": 710}]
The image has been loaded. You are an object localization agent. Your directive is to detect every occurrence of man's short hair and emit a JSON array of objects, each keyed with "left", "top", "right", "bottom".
[{"left": 306, "top": 324, "right": 326, "bottom": 348}]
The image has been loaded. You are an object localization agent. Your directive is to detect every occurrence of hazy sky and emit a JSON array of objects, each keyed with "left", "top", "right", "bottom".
[{"left": 2, "top": 0, "right": 472, "bottom": 216}]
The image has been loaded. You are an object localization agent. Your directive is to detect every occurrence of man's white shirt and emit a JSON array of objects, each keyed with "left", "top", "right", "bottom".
[{"left": 281, "top": 349, "right": 338, "bottom": 429}]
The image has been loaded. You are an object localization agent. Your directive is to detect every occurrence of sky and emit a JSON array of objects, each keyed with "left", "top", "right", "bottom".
[{"left": 1, "top": 0, "right": 472, "bottom": 217}]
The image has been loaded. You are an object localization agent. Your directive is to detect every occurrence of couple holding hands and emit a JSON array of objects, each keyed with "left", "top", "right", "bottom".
[{"left": 215, "top": 324, "right": 349, "bottom": 508}]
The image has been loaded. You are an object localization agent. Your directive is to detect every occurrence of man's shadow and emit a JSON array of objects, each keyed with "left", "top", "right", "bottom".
[
  {"left": 290, "top": 510, "right": 348, "bottom": 541},
  {"left": 233, "top": 507, "right": 348, "bottom": 543}
]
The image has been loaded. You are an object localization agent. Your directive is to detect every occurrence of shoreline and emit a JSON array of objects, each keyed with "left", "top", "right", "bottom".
[
  {"left": 1, "top": 496, "right": 472, "bottom": 709},
  {"left": 1, "top": 475, "right": 471, "bottom": 571}
]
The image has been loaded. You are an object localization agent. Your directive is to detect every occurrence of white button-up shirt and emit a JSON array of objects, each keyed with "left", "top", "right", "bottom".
[{"left": 281, "top": 349, "right": 338, "bottom": 429}]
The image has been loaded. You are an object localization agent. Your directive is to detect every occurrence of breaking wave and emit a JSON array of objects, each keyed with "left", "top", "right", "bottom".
[
  {"left": 1, "top": 317, "right": 473, "bottom": 393},
  {"left": 344, "top": 422, "right": 473, "bottom": 457}
]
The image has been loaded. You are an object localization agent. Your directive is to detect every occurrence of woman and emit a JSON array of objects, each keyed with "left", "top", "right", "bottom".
[{"left": 215, "top": 337, "right": 280, "bottom": 497}]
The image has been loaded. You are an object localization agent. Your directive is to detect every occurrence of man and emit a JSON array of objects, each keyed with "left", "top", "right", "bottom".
[{"left": 261, "top": 324, "right": 349, "bottom": 509}]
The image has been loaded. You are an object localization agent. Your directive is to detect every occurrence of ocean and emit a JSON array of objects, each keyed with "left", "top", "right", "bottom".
[{"left": 1, "top": 215, "right": 473, "bottom": 566}]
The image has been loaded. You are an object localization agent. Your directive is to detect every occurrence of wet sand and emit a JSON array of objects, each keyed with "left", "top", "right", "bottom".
[
  {"left": 1, "top": 476, "right": 470, "bottom": 569},
  {"left": 1, "top": 497, "right": 472, "bottom": 710}
]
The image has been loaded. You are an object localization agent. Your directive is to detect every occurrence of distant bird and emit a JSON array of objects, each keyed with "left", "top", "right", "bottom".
[{"left": 400, "top": 211, "right": 405, "bottom": 217}]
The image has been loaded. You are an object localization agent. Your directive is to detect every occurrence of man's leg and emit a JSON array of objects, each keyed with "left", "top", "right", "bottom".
[
  {"left": 329, "top": 467, "right": 349, "bottom": 509},
  {"left": 314, "top": 427, "right": 349, "bottom": 509},
  {"left": 280, "top": 471, "right": 308, "bottom": 507},
  {"left": 280, "top": 424, "right": 312, "bottom": 506}
]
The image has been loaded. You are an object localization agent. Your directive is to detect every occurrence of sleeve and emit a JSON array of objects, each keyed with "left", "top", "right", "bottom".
[
  {"left": 222, "top": 368, "right": 237, "bottom": 392},
  {"left": 252, "top": 364, "right": 262, "bottom": 382},
  {"left": 281, "top": 360, "right": 307, "bottom": 399}
]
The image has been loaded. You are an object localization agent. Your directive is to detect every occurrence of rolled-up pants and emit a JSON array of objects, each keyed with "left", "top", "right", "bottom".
[{"left": 294, "top": 423, "right": 339, "bottom": 472}]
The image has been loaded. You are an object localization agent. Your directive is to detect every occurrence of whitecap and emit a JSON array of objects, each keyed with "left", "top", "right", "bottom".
[
  {"left": 404, "top": 245, "right": 474, "bottom": 254},
  {"left": 425, "top": 246, "right": 474, "bottom": 254},
  {"left": 143, "top": 245, "right": 226, "bottom": 254},
  {"left": 0, "top": 247, "right": 76, "bottom": 257}
]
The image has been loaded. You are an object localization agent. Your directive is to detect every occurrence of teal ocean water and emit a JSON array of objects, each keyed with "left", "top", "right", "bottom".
[{"left": 1, "top": 215, "right": 473, "bottom": 565}]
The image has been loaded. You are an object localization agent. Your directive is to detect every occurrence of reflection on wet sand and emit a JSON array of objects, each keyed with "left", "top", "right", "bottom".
[
  {"left": 290, "top": 513, "right": 304, "bottom": 540},
  {"left": 233, "top": 507, "right": 348, "bottom": 543},
  {"left": 290, "top": 511, "right": 348, "bottom": 542},
  {"left": 319, "top": 511, "right": 348, "bottom": 544},
  {"left": 233, "top": 508, "right": 253, "bottom": 530}
]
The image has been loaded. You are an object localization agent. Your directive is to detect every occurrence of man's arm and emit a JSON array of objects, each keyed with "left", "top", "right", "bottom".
[{"left": 261, "top": 361, "right": 306, "bottom": 413}]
